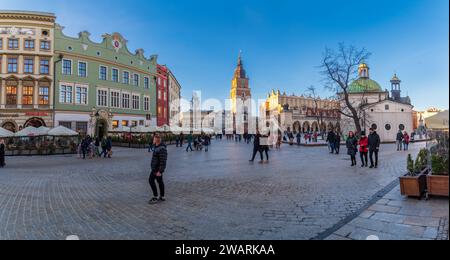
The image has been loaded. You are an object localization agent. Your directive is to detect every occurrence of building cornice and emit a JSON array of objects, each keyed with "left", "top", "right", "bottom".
[{"left": 0, "top": 11, "right": 56, "bottom": 23}]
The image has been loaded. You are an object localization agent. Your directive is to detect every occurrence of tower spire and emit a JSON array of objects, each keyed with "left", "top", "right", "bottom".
[{"left": 238, "top": 50, "right": 243, "bottom": 66}]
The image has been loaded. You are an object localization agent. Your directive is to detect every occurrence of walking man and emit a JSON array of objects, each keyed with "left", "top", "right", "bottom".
[
  {"left": 204, "top": 135, "right": 211, "bottom": 152},
  {"left": 259, "top": 132, "right": 270, "bottom": 163},
  {"left": 326, "top": 130, "right": 336, "bottom": 154},
  {"left": 334, "top": 132, "right": 341, "bottom": 154},
  {"left": 149, "top": 134, "right": 168, "bottom": 204},
  {"left": 186, "top": 134, "right": 194, "bottom": 152},
  {"left": 396, "top": 130, "right": 403, "bottom": 151},
  {"left": 249, "top": 131, "right": 262, "bottom": 162},
  {"left": 368, "top": 128, "right": 381, "bottom": 169}
]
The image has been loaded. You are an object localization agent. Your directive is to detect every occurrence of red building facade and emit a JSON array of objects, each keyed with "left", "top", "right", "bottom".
[{"left": 156, "top": 64, "right": 169, "bottom": 126}]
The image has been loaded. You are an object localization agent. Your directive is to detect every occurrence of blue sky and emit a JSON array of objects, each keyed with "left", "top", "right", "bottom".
[{"left": 1, "top": 0, "right": 448, "bottom": 110}]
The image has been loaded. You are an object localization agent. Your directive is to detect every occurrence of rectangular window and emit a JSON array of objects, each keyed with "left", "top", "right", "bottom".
[
  {"left": 122, "top": 93, "right": 130, "bottom": 109},
  {"left": 6, "top": 86, "right": 17, "bottom": 105},
  {"left": 164, "top": 91, "right": 167, "bottom": 101},
  {"left": 62, "top": 59, "right": 72, "bottom": 75},
  {"left": 112, "top": 120, "right": 119, "bottom": 129},
  {"left": 59, "top": 121, "right": 72, "bottom": 129},
  {"left": 76, "top": 122, "right": 88, "bottom": 134},
  {"left": 133, "top": 74, "right": 139, "bottom": 86},
  {"left": 144, "top": 96, "right": 150, "bottom": 111},
  {"left": 112, "top": 68, "right": 119, "bottom": 82},
  {"left": 144, "top": 77, "right": 149, "bottom": 89},
  {"left": 132, "top": 95, "right": 140, "bottom": 110},
  {"left": 158, "top": 90, "right": 161, "bottom": 99},
  {"left": 139, "top": 120, "right": 144, "bottom": 126},
  {"left": 40, "top": 59, "right": 49, "bottom": 74},
  {"left": 8, "top": 57, "right": 18, "bottom": 73},
  {"left": 40, "top": 40, "right": 50, "bottom": 50},
  {"left": 24, "top": 58, "right": 34, "bottom": 74},
  {"left": 131, "top": 121, "right": 138, "bottom": 127},
  {"left": 24, "top": 39, "right": 35, "bottom": 50},
  {"left": 0, "top": 39, "right": 2, "bottom": 49},
  {"left": 22, "top": 86, "right": 34, "bottom": 105},
  {"left": 123, "top": 71, "right": 130, "bottom": 84},
  {"left": 97, "top": 89, "right": 108, "bottom": 107},
  {"left": 110, "top": 91, "right": 120, "bottom": 108},
  {"left": 8, "top": 39, "right": 19, "bottom": 49},
  {"left": 99, "top": 66, "right": 107, "bottom": 80},
  {"left": 75, "top": 85, "right": 88, "bottom": 105},
  {"left": 78, "top": 62, "right": 87, "bottom": 77},
  {"left": 39, "top": 87, "right": 49, "bottom": 105},
  {"left": 385, "top": 105, "right": 390, "bottom": 111},
  {"left": 59, "top": 85, "right": 73, "bottom": 104},
  {"left": 122, "top": 120, "right": 129, "bottom": 127}
]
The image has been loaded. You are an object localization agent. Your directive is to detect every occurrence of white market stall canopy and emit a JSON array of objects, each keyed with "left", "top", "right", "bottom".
[
  {"left": 15, "top": 126, "right": 50, "bottom": 137},
  {"left": 0, "top": 127, "right": 14, "bottom": 138},
  {"left": 426, "top": 110, "right": 449, "bottom": 130},
  {"left": 47, "top": 126, "right": 79, "bottom": 136}
]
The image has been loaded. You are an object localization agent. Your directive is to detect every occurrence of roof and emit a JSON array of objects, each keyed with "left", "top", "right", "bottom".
[
  {"left": 348, "top": 78, "right": 383, "bottom": 93},
  {"left": 0, "top": 10, "right": 55, "bottom": 17}
]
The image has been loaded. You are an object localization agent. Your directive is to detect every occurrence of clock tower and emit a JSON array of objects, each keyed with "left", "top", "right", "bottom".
[{"left": 230, "top": 52, "right": 251, "bottom": 133}]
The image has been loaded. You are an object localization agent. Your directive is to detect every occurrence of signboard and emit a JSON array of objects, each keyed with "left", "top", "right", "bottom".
[{"left": 25, "top": 112, "right": 49, "bottom": 117}]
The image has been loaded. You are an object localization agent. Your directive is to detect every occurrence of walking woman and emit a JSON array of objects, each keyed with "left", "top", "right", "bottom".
[
  {"left": 346, "top": 131, "right": 358, "bottom": 167},
  {"left": 0, "top": 139, "right": 6, "bottom": 168},
  {"left": 359, "top": 131, "right": 369, "bottom": 167}
]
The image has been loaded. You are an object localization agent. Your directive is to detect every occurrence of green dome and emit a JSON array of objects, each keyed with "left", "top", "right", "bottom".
[{"left": 348, "top": 78, "right": 383, "bottom": 93}]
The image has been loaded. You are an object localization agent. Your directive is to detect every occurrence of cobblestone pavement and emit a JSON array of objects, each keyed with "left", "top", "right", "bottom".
[
  {"left": 327, "top": 186, "right": 449, "bottom": 240},
  {"left": 0, "top": 140, "right": 438, "bottom": 240}
]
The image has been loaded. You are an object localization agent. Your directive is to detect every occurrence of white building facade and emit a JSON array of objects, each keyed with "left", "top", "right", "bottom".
[{"left": 341, "top": 63, "right": 414, "bottom": 142}]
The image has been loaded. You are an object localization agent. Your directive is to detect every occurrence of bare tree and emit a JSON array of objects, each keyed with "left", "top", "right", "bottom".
[
  {"left": 320, "top": 43, "right": 371, "bottom": 134},
  {"left": 306, "top": 86, "right": 326, "bottom": 133}
]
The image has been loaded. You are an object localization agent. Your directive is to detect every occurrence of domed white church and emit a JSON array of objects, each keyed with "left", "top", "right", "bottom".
[{"left": 340, "top": 63, "right": 414, "bottom": 142}]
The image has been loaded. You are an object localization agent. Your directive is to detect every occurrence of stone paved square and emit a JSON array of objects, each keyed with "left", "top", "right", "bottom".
[{"left": 2, "top": 140, "right": 447, "bottom": 240}]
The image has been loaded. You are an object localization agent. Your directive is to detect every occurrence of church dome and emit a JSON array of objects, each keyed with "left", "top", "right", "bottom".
[
  {"left": 349, "top": 62, "right": 383, "bottom": 93},
  {"left": 348, "top": 78, "right": 383, "bottom": 93}
]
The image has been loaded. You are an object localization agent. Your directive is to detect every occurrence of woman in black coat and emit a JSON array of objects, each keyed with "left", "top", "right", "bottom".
[
  {"left": 346, "top": 131, "right": 358, "bottom": 167},
  {"left": 0, "top": 139, "right": 6, "bottom": 168}
]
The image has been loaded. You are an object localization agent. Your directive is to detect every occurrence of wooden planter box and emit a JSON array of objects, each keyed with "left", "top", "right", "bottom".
[
  {"left": 399, "top": 169, "right": 429, "bottom": 198},
  {"left": 427, "top": 174, "right": 449, "bottom": 197}
]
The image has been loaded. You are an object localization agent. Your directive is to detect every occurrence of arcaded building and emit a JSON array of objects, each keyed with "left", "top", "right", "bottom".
[{"left": 264, "top": 90, "right": 341, "bottom": 133}]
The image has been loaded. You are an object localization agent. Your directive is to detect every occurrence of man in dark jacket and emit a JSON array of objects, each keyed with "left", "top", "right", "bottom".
[
  {"left": 326, "top": 130, "right": 336, "bottom": 153},
  {"left": 396, "top": 130, "right": 403, "bottom": 151},
  {"left": 149, "top": 134, "right": 168, "bottom": 204},
  {"left": 249, "top": 131, "right": 262, "bottom": 162},
  {"left": 368, "top": 128, "right": 381, "bottom": 168},
  {"left": 334, "top": 133, "right": 341, "bottom": 154}
]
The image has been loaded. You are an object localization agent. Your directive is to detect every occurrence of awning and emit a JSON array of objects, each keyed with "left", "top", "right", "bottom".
[
  {"left": 426, "top": 110, "right": 449, "bottom": 130},
  {"left": 0, "top": 127, "right": 14, "bottom": 138}
]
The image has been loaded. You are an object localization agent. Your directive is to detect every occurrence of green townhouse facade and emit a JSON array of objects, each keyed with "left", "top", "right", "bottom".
[{"left": 54, "top": 24, "right": 158, "bottom": 138}]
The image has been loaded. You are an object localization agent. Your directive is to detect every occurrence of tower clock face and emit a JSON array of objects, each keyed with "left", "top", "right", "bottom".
[{"left": 112, "top": 40, "right": 122, "bottom": 51}]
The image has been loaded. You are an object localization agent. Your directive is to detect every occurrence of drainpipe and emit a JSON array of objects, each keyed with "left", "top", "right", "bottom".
[{"left": 52, "top": 54, "right": 64, "bottom": 128}]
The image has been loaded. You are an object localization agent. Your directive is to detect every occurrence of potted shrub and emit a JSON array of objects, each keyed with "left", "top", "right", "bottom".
[
  {"left": 399, "top": 150, "right": 429, "bottom": 198},
  {"left": 427, "top": 154, "right": 449, "bottom": 197}
]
